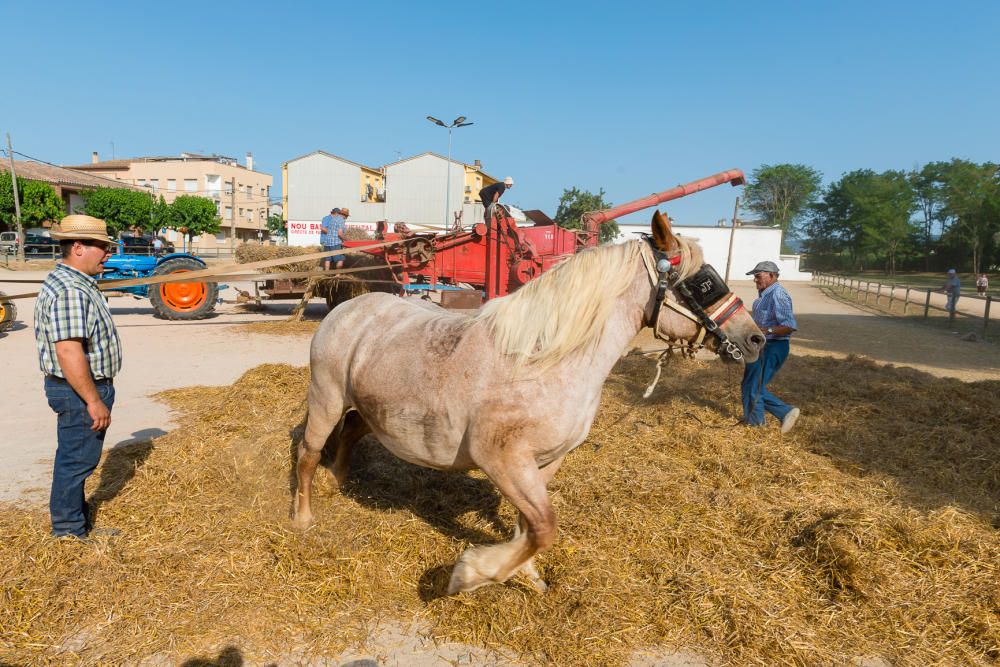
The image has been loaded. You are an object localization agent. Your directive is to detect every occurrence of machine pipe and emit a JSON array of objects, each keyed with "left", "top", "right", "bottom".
[{"left": 583, "top": 169, "right": 746, "bottom": 228}]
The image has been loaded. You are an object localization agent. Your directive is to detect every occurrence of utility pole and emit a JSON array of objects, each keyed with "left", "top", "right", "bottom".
[
  {"left": 724, "top": 196, "right": 740, "bottom": 283},
  {"left": 230, "top": 176, "right": 237, "bottom": 250},
  {"left": 6, "top": 134, "right": 25, "bottom": 263}
]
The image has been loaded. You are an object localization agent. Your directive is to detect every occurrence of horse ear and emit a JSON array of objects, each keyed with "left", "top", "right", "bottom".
[{"left": 651, "top": 209, "right": 679, "bottom": 252}]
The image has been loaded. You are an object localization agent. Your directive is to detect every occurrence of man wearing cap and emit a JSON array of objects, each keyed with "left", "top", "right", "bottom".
[
  {"left": 741, "top": 261, "right": 800, "bottom": 434},
  {"left": 320, "top": 208, "right": 348, "bottom": 271},
  {"left": 479, "top": 177, "right": 513, "bottom": 224},
  {"left": 942, "top": 269, "right": 961, "bottom": 315},
  {"left": 34, "top": 215, "right": 122, "bottom": 539}
]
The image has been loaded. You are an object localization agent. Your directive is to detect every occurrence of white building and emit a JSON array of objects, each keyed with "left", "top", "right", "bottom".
[
  {"left": 282, "top": 151, "right": 499, "bottom": 246},
  {"left": 615, "top": 222, "right": 811, "bottom": 281}
]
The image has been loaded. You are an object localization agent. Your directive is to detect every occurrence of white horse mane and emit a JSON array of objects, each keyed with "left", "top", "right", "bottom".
[{"left": 474, "top": 236, "right": 703, "bottom": 368}]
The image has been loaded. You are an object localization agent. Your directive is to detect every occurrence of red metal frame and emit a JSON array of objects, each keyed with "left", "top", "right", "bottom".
[{"left": 343, "top": 169, "right": 745, "bottom": 306}]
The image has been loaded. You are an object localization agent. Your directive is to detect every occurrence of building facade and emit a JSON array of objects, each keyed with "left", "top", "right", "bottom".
[
  {"left": 282, "top": 151, "right": 498, "bottom": 245},
  {"left": 69, "top": 152, "right": 273, "bottom": 249}
]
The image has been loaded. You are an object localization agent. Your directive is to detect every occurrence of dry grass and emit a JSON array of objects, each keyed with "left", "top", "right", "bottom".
[
  {"left": 2, "top": 356, "right": 999, "bottom": 665},
  {"left": 235, "top": 319, "right": 323, "bottom": 337}
]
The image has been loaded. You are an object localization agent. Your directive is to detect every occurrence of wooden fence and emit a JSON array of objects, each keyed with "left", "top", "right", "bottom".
[{"left": 813, "top": 272, "right": 994, "bottom": 335}]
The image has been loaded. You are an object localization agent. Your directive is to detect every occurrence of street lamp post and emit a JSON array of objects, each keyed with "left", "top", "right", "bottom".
[{"left": 426, "top": 115, "right": 473, "bottom": 228}]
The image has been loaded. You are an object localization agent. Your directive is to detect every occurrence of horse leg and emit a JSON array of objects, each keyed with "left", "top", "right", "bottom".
[
  {"left": 332, "top": 410, "right": 370, "bottom": 486},
  {"left": 448, "top": 454, "right": 557, "bottom": 595},
  {"left": 295, "top": 383, "right": 344, "bottom": 528},
  {"left": 513, "top": 455, "right": 565, "bottom": 592}
]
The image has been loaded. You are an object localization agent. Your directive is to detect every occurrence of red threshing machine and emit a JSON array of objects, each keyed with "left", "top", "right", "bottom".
[{"left": 341, "top": 169, "right": 746, "bottom": 308}]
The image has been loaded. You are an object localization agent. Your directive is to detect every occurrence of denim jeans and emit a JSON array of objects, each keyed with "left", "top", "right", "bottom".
[
  {"left": 741, "top": 339, "right": 793, "bottom": 426},
  {"left": 44, "top": 376, "right": 115, "bottom": 537}
]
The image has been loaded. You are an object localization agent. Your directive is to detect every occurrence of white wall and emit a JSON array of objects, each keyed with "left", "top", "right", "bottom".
[
  {"left": 286, "top": 153, "right": 360, "bottom": 222},
  {"left": 384, "top": 154, "right": 465, "bottom": 228},
  {"left": 615, "top": 224, "right": 812, "bottom": 281}
]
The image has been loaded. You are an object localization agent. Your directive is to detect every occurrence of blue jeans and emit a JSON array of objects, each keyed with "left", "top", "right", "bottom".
[
  {"left": 741, "top": 339, "right": 793, "bottom": 426},
  {"left": 44, "top": 376, "right": 115, "bottom": 537},
  {"left": 323, "top": 244, "right": 345, "bottom": 265}
]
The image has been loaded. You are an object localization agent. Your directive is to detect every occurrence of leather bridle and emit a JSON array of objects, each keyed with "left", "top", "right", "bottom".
[{"left": 641, "top": 236, "right": 747, "bottom": 361}]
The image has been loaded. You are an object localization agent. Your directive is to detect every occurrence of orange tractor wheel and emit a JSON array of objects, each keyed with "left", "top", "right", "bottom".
[{"left": 148, "top": 257, "right": 218, "bottom": 320}]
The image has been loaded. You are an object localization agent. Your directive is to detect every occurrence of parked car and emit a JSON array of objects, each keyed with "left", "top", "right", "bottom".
[
  {"left": 0, "top": 231, "right": 18, "bottom": 255},
  {"left": 24, "top": 234, "right": 60, "bottom": 257},
  {"left": 118, "top": 235, "right": 176, "bottom": 255}
]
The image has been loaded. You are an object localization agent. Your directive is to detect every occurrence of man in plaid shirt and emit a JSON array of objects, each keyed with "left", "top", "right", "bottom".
[
  {"left": 741, "top": 261, "right": 800, "bottom": 434},
  {"left": 34, "top": 215, "right": 122, "bottom": 539}
]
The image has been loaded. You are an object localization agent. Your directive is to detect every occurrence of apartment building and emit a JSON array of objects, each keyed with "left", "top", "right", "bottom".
[{"left": 68, "top": 152, "right": 273, "bottom": 249}]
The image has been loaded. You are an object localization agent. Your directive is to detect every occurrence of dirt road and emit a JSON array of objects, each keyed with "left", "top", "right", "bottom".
[
  {"left": 2, "top": 275, "right": 997, "bottom": 505},
  {"left": 0, "top": 271, "right": 321, "bottom": 502}
]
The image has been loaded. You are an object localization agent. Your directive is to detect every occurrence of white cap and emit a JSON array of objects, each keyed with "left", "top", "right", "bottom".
[{"left": 504, "top": 176, "right": 513, "bottom": 186}]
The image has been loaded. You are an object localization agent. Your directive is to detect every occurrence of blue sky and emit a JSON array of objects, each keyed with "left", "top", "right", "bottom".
[{"left": 2, "top": 1, "right": 998, "bottom": 228}]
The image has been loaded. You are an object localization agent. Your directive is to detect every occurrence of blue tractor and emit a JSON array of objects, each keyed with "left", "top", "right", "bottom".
[{"left": 101, "top": 242, "right": 220, "bottom": 320}]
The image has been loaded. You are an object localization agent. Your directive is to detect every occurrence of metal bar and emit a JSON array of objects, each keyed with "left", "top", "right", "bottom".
[
  {"left": 924, "top": 290, "right": 931, "bottom": 318},
  {"left": 582, "top": 169, "right": 745, "bottom": 228},
  {"left": 904, "top": 286, "right": 910, "bottom": 314},
  {"left": 984, "top": 295, "right": 991, "bottom": 334}
]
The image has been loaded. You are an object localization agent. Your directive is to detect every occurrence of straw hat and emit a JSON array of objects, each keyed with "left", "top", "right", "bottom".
[{"left": 50, "top": 215, "right": 113, "bottom": 242}]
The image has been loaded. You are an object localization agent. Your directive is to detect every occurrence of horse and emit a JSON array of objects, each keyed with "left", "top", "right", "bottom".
[{"left": 295, "top": 210, "right": 765, "bottom": 595}]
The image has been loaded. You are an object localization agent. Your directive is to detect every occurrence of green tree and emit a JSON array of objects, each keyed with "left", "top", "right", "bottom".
[
  {"left": 553, "top": 187, "right": 620, "bottom": 243},
  {"left": 854, "top": 170, "right": 918, "bottom": 276},
  {"left": 161, "top": 195, "right": 221, "bottom": 247},
  {"left": 80, "top": 187, "right": 158, "bottom": 236},
  {"left": 908, "top": 161, "right": 949, "bottom": 267},
  {"left": 266, "top": 213, "right": 286, "bottom": 239},
  {"left": 743, "top": 164, "right": 823, "bottom": 245},
  {"left": 0, "top": 172, "right": 65, "bottom": 229},
  {"left": 938, "top": 159, "right": 1000, "bottom": 274}
]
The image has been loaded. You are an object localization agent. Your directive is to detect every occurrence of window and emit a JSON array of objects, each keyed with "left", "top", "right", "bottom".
[
  {"left": 137, "top": 179, "right": 147, "bottom": 187},
  {"left": 215, "top": 233, "right": 227, "bottom": 243},
  {"left": 246, "top": 184, "right": 252, "bottom": 196},
  {"left": 205, "top": 174, "right": 222, "bottom": 198},
  {"left": 184, "top": 179, "right": 197, "bottom": 192},
  {"left": 224, "top": 206, "right": 232, "bottom": 220},
  {"left": 215, "top": 202, "right": 221, "bottom": 214},
  {"left": 246, "top": 209, "right": 253, "bottom": 220},
  {"left": 167, "top": 179, "right": 177, "bottom": 192},
  {"left": 238, "top": 207, "right": 243, "bottom": 218},
  {"left": 149, "top": 179, "right": 159, "bottom": 192}
]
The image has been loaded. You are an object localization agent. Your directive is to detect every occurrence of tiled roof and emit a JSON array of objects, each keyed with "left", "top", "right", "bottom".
[
  {"left": 67, "top": 159, "right": 133, "bottom": 170},
  {"left": 0, "top": 160, "right": 143, "bottom": 191}
]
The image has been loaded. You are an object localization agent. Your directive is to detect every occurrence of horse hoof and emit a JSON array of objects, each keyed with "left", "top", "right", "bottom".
[
  {"left": 447, "top": 555, "right": 491, "bottom": 595},
  {"left": 292, "top": 514, "right": 312, "bottom": 530}
]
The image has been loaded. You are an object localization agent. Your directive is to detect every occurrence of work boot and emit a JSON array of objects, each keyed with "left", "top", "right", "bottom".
[{"left": 781, "top": 408, "right": 801, "bottom": 435}]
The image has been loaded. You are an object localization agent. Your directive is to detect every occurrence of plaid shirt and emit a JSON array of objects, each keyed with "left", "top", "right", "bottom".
[
  {"left": 320, "top": 214, "right": 346, "bottom": 247},
  {"left": 751, "top": 281, "right": 797, "bottom": 341},
  {"left": 34, "top": 263, "right": 122, "bottom": 380}
]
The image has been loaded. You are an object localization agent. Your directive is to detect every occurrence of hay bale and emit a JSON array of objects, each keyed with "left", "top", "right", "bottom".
[{"left": 235, "top": 244, "right": 323, "bottom": 273}]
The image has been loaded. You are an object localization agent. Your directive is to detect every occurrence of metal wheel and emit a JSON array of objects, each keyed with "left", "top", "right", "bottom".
[{"left": 0, "top": 291, "right": 17, "bottom": 333}]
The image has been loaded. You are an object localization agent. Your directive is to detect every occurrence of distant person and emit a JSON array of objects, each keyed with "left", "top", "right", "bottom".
[
  {"left": 320, "top": 208, "right": 347, "bottom": 270},
  {"left": 152, "top": 236, "right": 164, "bottom": 257},
  {"left": 34, "top": 215, "right": 121, "bottom": 540},
  {"left": 942, "top": 269, "right": 961, "bottom": 314},
  {"left": 479, "top": 177, "right": 513, "bottom": 223},
  {"left": 976, "top": 273, "right": 988, "bottom": 296},
  {"left": 741, "top": 261, "right": 800, "bottom": 434}
]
